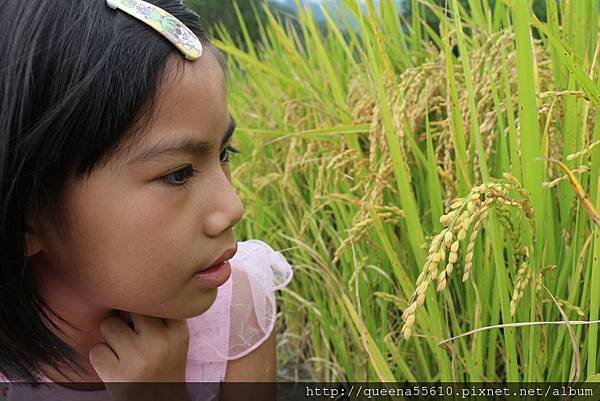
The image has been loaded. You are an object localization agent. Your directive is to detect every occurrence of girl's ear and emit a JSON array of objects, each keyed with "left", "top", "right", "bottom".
[{"left": 24, "top": 221, "right": 44, "bottom": 257}]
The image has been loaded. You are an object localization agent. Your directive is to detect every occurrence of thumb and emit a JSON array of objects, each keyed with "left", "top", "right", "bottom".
[{"left": 89, "top": 343, "right": 119, "bottom": 381}]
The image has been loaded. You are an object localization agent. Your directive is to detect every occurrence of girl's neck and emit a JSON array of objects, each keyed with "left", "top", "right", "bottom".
[{"left": 31, "top": 256, "right": 126, "bottom": 388}]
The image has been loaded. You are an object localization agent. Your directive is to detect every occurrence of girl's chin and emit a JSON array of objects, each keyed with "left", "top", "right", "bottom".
[{"left": 115, "top": 294, "right": 218, "bottom": 325}]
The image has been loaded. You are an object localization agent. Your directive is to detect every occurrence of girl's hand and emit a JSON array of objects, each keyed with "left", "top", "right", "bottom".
[{"left": 88, "top": 312, "right": 191, "bottom": 401}]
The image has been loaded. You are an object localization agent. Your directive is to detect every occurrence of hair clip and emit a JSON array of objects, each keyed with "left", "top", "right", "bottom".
[{"left": 106, "top": 0, "right": 202, "bottom": 61}]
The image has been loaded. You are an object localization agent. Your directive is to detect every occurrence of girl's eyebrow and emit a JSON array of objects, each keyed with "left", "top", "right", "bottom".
[{"left": 128, "top": 117, "right": 236, "bottom": 165}]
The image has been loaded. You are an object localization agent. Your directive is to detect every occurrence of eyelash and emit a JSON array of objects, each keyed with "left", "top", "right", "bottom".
[{"left": 159, "top": 146, "right": 241, "bottom": 188}]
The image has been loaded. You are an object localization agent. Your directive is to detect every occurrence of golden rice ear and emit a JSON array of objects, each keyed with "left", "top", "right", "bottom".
[{"left": 541, "top": 157, "right": 600, "bottom": 228}]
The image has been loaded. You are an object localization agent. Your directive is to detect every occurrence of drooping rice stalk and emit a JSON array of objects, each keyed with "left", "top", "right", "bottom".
[{"left": 210, "top": 0, "right": 600, "bottom": 382}]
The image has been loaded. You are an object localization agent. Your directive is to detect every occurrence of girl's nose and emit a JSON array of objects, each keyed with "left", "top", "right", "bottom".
[{"left": 202, "top": 174, "right": 245, "bottom": 236}]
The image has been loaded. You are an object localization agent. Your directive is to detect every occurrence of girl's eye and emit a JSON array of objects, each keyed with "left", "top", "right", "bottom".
[
  {"left": 159, "top": 146, "right": 241, "bottom": 189},
  {"left": 220, "top": 145, "right": 241, "bottom": 164},
  {"left": 159, "top": 165, "right": 197, "bottom": 188}
]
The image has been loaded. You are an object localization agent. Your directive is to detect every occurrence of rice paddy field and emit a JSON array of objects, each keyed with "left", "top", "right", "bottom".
[{"left": 214, "top": 0, "right": 600, "bottom": 383}]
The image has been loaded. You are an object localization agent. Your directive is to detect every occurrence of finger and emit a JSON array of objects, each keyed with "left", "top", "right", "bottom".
[
  {"left": 88, "top": 343, "right": 119, "bottom": 381},
  {"left": 99, "top": 316, "right": 137, "bottom": 357},
  {"left": 129, "top": 312, "right": 165, "bottom": 336}
]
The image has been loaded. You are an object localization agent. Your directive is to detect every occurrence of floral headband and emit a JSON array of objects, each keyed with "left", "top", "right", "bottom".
[{"left": 106, "top": 0, "right": 203, "bottom": 61}]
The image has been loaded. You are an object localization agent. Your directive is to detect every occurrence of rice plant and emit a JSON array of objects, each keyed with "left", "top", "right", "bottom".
[{"left": 213, "top": 0, "right": 600, "bottom": 382}]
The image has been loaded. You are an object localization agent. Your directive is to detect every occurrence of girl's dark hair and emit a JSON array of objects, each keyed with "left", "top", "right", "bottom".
[{"left": 0, "top": 0, "right": 228, "bottom": 383}]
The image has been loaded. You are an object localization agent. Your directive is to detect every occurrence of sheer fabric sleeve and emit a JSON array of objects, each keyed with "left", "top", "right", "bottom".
[
  {"left": 185, "top": 239, "right": 293, "bottom": 367},
  {"left": 226, "top": 239, "right": 293, "bottom": 359}
]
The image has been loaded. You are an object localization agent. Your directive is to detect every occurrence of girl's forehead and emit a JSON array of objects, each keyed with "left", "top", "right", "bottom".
[
  {"left": 159, "top": 49, "right": 227, "bottom": 119},
  {"left": 119, "top": 51, "right": 229, "bottom": 164}
]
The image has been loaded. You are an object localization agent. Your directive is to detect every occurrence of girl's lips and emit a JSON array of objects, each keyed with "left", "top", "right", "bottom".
[
  {"left": 196, "top": 246, "right": 238, "bottom": 274},
  {"left": 193, "top": 260, "right": 231, "bottom": 288}
]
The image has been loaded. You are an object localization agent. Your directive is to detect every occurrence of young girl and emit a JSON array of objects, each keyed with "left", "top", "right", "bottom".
[{"left": 0, "top": 0, "right": 293, "bottom": 400}]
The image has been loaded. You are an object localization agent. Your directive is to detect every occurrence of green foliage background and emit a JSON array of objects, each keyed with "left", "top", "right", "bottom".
[
  {"left": 184, "top": 0, "right": 295, "bottom": 47},
  {"left": 187, "top": 0, "right": 600, "bottom": 383}
]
